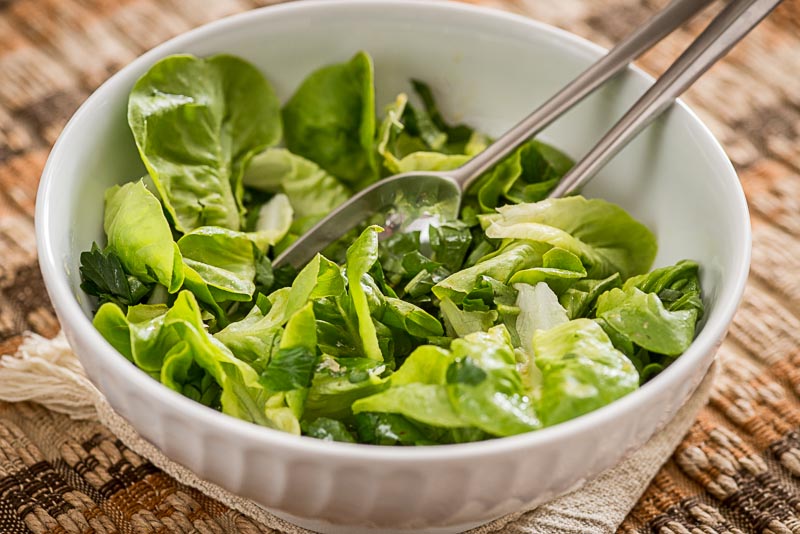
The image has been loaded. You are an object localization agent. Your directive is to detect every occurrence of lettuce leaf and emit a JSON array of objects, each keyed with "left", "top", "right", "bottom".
[
  {"left": 624, "top": 259, "right": 704, "bottom": 317},
  {"left": 304, "top": 357, "right": 389, "bottom": 420},
  {"left": 214, "top": 253, "right": 344, "bottom": 368},
  {"left": 432, "top": 241, "right": 548, "bottom": 304},
  {"left": 353, "top": 413, "right": 431, "bottom": 445},
  {"left": 440, "top": 297, "right": 497, "bottom": 337},
  {"left": 249, "top": 193, "right": 293, "bottom": 250},
  {"left": 509, "top": 247, "right": 587, "bottom": 293},
  {"left": 243, "top": 148, "right": 351, "bottom": 227},
  {"left": 178, "top": 226, "right": 256, "bottom": 303},
  {"left": 96, "top": 292, "right": 293, "bottom": 430},
  {"left": 352, "top": 345, "right": 463, "bottom": 428},
  {"left": 376, "top": 82, "right": 483, "bottom": 174},
  {"left": 446, "top": 326, "right": 540, "bottom": 436},
  {"left": 596, "top": 287, "right": 698, "bottom": 356},
  {"left": 381, "top": 297, "right": 444, "bottom": 338},
  {"left": 355, "top": 327, "right": 539, "bottom": 437},
  {"left": 392, "top": 152, "right": 470, "bottom": 174},
  {"left": 559, "top": 273, "right": 622, "bottom": 320},
  {"left": 407, "top": 80, "right": 478, "bottom": 155},
  {"left": 345, "top": 226, "right": 384, "bottom": 360},
  {"left": 594, "top": 260, "right": 704, "bottom": 382},
  {"left": 429, "top": 221, "right": 472, "bottom": 273},
  {"left": 514, "top": 282, "right": 569, "bottom": 358},
  {"left": 353, "top": 384, "right": 464, "bottom": 428},
  {"left": 470, "top": 139, "right": 572, "bottom": 213},
  {"left": 282, "top": 51, "right": 378, "bottom": 189},
  {"left": 302, "top": 418, "right": 356, "bottom": 443},
  {"left": 484, "top": 196, "right": 657, "bottom": 280},
  {"left": 376, "top": 93, "right": 410, "bottom": 174},
  {"left": 533, "top": 318, "right": 638, "bottom": 426},
  {"left": 128, "top": 54, "right": 281, "bottom": 232},
  {"left": 212, "top": 287, "right": 288, "bottom": 370},
  {"left": 104, "top": 181, "right": 184, "bottom": 293},
  {"left": 261, "top": 302, "right": 319, "bottom": 423}
]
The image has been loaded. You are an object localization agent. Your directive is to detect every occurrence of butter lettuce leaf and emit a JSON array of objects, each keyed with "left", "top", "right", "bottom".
[
  {"left": 248, "top": 193, "right": 293, "bottom": 250},
  {"left": 376, "top": 93, "right": 409, "bottom": 174},
  {"left": 471, "top": 139, "right": 572, "bottom": 213},
  {"left": 128, "top": 54, "right": 281, "bottom": 232},
  {"left": 353, "top": 413, "right": 431, "bottom": 446},
  {"left": 509, "top": 247, "right": 587, "bottom": 293},
  {"left": 381, "top": 297, "right": 444, "bottom": 338},
  {"left": 440, "top": 297, "right": 497, "bottom": 337},
  {"left": 596, "top": 287, "right": 697, "bottom": 356},
  {"left": 178, "top": 226, "right": 256, "bottom": 303},
  {"left": 433, "top": 241, "right": 548, "bottom": 304},
  {"left": 261, "top": 303, "right": 319, "bottom": 422},
  {"left": 393, "top": 152, "right": 469, "bottom": 174},
  {"left": 559, "top": 273, "right": 622, "bottom": 320},
  {"left": 302, "top": 418, "right": 357, "bottom": 443},
  {"left": 353, "top": 326, "right": 539, "bottom": 438},
  {"left": 484, "top": 196, "right": 657, "bottom": 280},
  {"left": 593, "top": 260, "right": 704, "bottom": 382},
  {"left": 345, "top": 226, "right": 384, "bottom": 360},
  {"left": 243, "top": 148, "right": 351, "bottom": 227},
  {"left": 304, "top": 358, "right": 389, "bottom": 420},
  {"left": 533, "top": 318, "right": 638, "bottom": 427},
  {"left": 624, "top": 259, "right": 704, "bottom": 317},
  {"left": 213, "top": 287, "right": 288, "bottom": 371},
  {"left": 352, "top": 345, "right": 463, "bottom": 428},
  {"left": 446, "top": 326, "right": 540, "bottom": 436},
  {"left": 104, "top": 181, "right": 184, "bottom": 293},
  {"left": 514, "top": 282, "right": 569, "bottom": 358},
  {"left": 283, "top": 51, "right": 378, "bottom": 189},
  {"left": 96, "top": 292, "right": 293, "bottom": 431},
  {"left": 353, "top": 384, "right": 464, "bottom": 428}
]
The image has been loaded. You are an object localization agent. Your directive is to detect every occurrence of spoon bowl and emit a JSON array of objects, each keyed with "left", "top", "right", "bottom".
[{"left": 275, "top": 171, "right": 461, "bottom": 268}]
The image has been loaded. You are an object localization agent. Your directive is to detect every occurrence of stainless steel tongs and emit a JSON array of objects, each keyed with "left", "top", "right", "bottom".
[{"left": 275, "top": 0, "right": 782, "bottom": 269}]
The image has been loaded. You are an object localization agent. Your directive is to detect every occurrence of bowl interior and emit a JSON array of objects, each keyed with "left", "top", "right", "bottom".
[{"left": 38, "top": 0, "right": 748, "bottom": 448}]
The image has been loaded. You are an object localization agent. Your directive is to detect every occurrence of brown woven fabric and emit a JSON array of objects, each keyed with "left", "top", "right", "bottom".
[
  {"left": 1, "top": 0, "right": 799, "bottom": 532},
  {"left": 0, "top": 401, "right": 276, "bottom": 534}
]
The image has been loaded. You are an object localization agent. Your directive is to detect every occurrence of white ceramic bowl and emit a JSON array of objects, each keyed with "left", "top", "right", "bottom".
[{"left": 36, "top": 1, "right": 751, "bottom": 533}]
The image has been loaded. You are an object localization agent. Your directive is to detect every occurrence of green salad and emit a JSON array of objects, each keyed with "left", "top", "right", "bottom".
[{"left": 80, "top": 51, "right": 704, "bottom": 445}]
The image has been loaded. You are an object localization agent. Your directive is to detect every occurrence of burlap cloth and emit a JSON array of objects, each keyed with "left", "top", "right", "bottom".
[{"left": 1, "top": 0, "right": 799, "bottom": 532}]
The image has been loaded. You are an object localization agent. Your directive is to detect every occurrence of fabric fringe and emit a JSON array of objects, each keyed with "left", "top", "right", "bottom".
[{"left": 0, "top": 332, "right": 99, "bottom": 420}]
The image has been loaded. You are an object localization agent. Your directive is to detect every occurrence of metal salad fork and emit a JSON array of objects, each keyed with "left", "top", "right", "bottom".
[{"left": 274, "top": 0, "right": 782, "bottom": 269}]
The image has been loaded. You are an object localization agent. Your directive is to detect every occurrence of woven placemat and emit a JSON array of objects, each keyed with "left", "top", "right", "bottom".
[{"left": 1, "top": 0, "right": 799, "bottom": 532}]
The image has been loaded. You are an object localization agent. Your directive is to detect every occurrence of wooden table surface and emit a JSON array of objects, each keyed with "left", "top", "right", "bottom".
[{"left": 1, "top": 0, "right": 800, "bottom": 532}]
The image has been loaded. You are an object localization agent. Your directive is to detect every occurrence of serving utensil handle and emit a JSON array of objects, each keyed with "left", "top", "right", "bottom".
[
  {"left": 549, "top": 0, "right": 783, "bottom": 198},
  {"left": 450, "top": 0, "right": 714, "bottom": 190}
]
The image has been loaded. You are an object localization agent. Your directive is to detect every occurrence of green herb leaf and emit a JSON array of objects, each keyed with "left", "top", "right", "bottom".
[
  {"left": 446, "top": 358, "right": 487, "bottom": 385},
  {"left": 261, "top": 346, "right": 318, "bottom": 392},
  {"left": 79, "top": 243, "right": 152, "bottom": 308},
  {"left": 303, "top": 418, "right": 357, "bottom": 443}
]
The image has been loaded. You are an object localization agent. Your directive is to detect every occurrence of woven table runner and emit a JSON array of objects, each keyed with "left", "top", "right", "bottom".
[{"left": 1, "top": 0, "right": 799, "bottom": 532}]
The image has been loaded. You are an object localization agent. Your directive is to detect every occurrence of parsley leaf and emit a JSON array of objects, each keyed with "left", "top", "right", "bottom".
[{"left": 79, "top": 243, "right": 151, "bottom": 309}]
